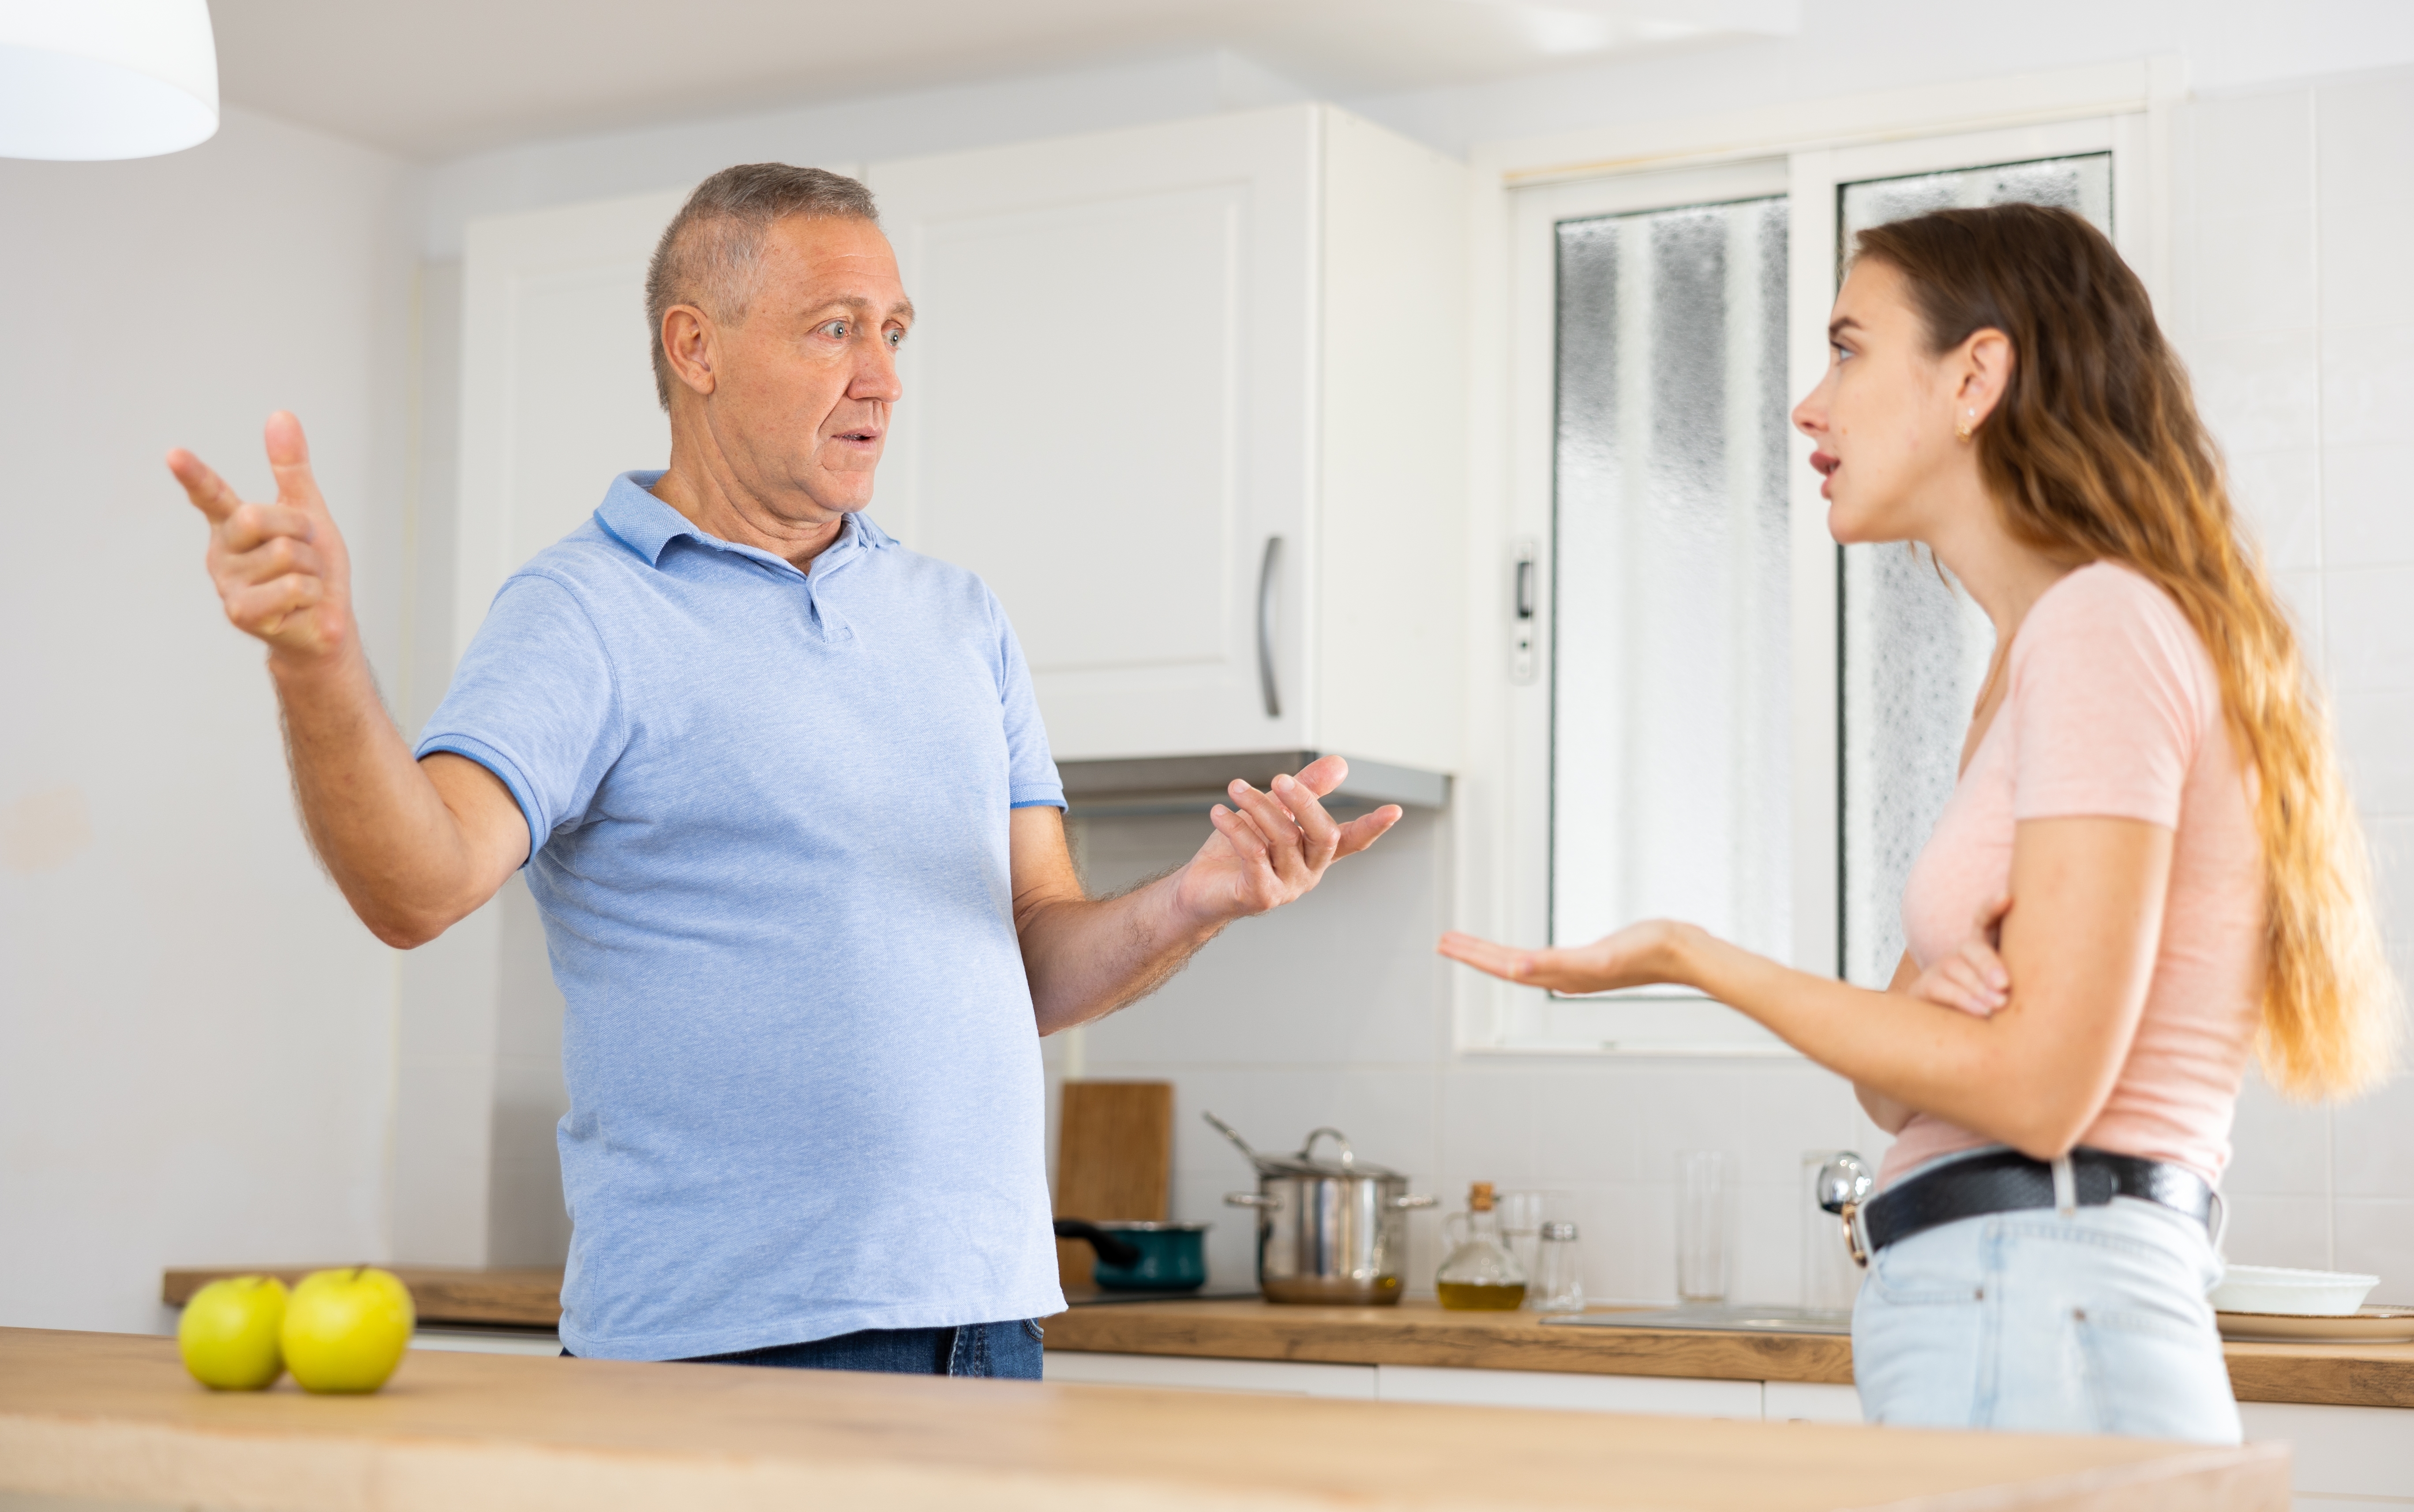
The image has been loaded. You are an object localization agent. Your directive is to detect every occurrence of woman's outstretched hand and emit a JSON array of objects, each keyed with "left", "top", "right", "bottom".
[
  {"left": 1904, "top": 893, "right": 2013, "bottom": 1017},
  {"left": 1436, "top": 920, "right": 1694, "bottom": 996}
]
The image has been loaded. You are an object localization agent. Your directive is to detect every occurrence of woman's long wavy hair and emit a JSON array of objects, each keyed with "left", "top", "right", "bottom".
[{"left": 1856, "top": 203, "right": 2399, "bottom": 1099}]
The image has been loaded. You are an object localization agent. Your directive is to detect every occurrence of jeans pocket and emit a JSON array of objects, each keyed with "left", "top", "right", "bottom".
[
  {"left": 1020, "top": 1317, "right": 1046, "bottom": 1343},
  {"left": 1870, "top": 1237, "right": 1988, "bottom": 1306}
]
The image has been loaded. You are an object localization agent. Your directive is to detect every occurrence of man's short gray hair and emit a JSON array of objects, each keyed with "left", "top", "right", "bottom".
[{"left": 645, "top": 163, "right": 880, "bottom": 410}]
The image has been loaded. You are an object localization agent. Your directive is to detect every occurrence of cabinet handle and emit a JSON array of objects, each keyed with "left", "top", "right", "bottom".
[{"left": 1256, "top": 535, "right": 1283, "bottom": 719}]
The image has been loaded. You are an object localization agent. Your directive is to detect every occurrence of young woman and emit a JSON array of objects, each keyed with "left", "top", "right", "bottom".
[{"left": 1441, "top": 202, "right": 2399, "bottom": 1443}]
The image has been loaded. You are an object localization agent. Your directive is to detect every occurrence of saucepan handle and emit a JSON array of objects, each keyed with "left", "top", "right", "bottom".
[
  {"left": 1225, "top": 1192, "right": 1277, "bottom": 1208},
  {"left": 1052, "top": 1219, "right": 1142, "bottom": 1269}
]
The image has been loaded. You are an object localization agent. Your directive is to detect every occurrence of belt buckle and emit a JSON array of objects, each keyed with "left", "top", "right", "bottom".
[{"left": 1841, "top": 1202, "right": 1869, "bottom": 1268}]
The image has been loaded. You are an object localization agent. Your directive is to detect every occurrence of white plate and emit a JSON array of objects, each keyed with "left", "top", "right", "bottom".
[
  {"left": 2216, "top": 1306, "right": 2414, "bottom": 1344},
  {"left": 2209, "top": 1264, "right": 2380, "bottom": 1316}
]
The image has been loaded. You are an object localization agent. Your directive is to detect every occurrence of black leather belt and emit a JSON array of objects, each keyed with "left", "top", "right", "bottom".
[{"left": 1860, "top": 1146, "right": 2214, "bottom": 1257}]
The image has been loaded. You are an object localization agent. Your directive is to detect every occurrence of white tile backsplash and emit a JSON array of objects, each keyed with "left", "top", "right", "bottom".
[
  {"left": 2317, "top": 74, "right": 2414, "bottom": 331},
  {"left": 2193, "top": 209, "right": 2317, "bottom": 338},
  {"left": 2227, "top": 448, "right": 2323, "bottom": 571},
  {"left": 2322, "top": 442, "right": 2414, "bottom": 569},
  {"left": 2333, "top": 1200, "right": 2414, "bottom": 1299},
  {"left": 2338, "top": 690, "right": 2414, "bottom": 818},
  {"left": 2190, "top": 329, "right": 2325, "bottom": 455},
  {"left": 2321, "top": 565, "right": 2414, "bottom": 693},
  {"left": 2221, "top": 1193, "right": 2336, "bottom": 1272},
  {"left": 2220, "top": 1070, "right": 2332, "bottom": 1198},
  {"left": 2192, "top": 87, "right": 2316, "bottom": 218},
  {"left": 2320, "top": 321, "right": 2414, "bottom": 449}
]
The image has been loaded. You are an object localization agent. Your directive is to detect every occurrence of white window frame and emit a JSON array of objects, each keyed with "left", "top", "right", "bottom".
[{"left": 1456, "top": 61, "right": 2177, "bottom": 1057}]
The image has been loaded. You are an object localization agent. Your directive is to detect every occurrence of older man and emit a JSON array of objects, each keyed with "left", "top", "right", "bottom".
[{"left": 168, "top": 164, "right": 1397, "bottom": 1377}]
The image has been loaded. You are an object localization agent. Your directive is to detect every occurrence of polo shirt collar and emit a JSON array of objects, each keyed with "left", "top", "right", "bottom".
[{"left": 593, "top": 470, "right": 896, "bottom": 570}]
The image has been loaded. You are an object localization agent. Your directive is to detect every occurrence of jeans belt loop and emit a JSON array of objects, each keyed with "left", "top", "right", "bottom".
[{"left": 2051, "top": 1154, "right": 2078, "bottom": 1217}]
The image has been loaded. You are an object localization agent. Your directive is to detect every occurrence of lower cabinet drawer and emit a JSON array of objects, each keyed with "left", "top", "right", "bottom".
[
  {"left": 1374, "top": 1365, "right": 1761, "bottom": 1418},
  {"left": 1042, "top": 1351, "right": 1377, "bottom": 1399},
  {"left": 2239, "top": 1402, "right": 2414, "bottom": 1505}
]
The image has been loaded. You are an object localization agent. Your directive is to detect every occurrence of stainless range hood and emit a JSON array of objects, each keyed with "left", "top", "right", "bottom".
[{"left": 1057, "top": 751, "right": 1450, "bottom": 818}]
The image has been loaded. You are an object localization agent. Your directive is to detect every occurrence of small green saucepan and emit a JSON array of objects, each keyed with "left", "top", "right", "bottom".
[{"left": 1053, "top": 1219, "right": 1212, "bottom": 1291}]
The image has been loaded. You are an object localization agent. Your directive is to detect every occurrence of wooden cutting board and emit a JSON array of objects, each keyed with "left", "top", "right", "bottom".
[{"left": 1053, "top": 1080, "right": 1172, "bottom": 1290}]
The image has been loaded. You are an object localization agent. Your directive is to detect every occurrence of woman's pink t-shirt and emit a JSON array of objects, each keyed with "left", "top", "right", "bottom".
[{"left": 1885, "top": 561, "right": 2264, "bottom": 1187}]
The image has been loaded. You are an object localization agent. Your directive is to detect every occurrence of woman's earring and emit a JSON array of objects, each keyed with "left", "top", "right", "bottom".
[{"left": 1956, "top": 409, "right": 1975, "bottom": 442}]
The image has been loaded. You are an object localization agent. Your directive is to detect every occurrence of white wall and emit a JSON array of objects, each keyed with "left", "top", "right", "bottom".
[
  {"left": 0, "top": 108, "right": 421, "bottom": 1331},
  {"left": 1346, "top": 0, "right": 2414, "bottom": 157},
  {"left": 2167, "top": 68, "right": 2414, "bottom": 1296}
]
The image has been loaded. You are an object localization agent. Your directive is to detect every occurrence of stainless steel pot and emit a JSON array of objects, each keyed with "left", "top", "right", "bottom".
[{"left": 1209, "top": 1113, "right": 1436, "bottom": 1306}]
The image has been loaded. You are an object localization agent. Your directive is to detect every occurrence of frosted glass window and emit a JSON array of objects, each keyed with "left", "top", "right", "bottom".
[
  {"left": 1836, "top": 154, "right": 2113, "bottom": 987},
  {"left": 1552, "top": 196, "right": 1791, "bottom": 966}
]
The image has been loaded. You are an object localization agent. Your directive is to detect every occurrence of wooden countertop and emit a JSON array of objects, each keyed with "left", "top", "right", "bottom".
[
  {"left": 0, "top": 1327, "right": 2285, "bottom": 1511},
  {"left": 1050, "top": 1299, "right": 2414, "bottom": 1411},
  {"left": 165, "top": 1265, "right": 566, "bottom": 1329},
  {"left": 164, "top": 1267, "right": 2414, "bottom": 1410}
]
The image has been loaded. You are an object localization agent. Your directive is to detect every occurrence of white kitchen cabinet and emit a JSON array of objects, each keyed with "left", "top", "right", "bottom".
[
  {"left": 453, "top": 187, "right": 685, "bottom": 659},
  {"left": 1042, "top": 1350, "right": 1376, "bottom": 1399},
  {"left": 868, "top": 105, "right": 1467, "bottom": 773},
  {"left": 1375, "top": 1364, "right": 1762, "bottom": 1419},
  {"left": 1761, "top": 1381, "right": 1866, "bottom": 1424},
  {"left": 2240, "top": 1402, "right": 2414, "bottom": 1507}
]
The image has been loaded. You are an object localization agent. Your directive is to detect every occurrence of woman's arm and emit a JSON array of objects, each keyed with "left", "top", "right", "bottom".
[
  {"left": 1854, "top": 953, "right": 1921, "bottom": 1134},
  {"left": 1441, "top": 816, "right": 2172, "bottom": 1161},
  {"left": 1859, "top": 894, "right": 2017, "bottom": 1131}
]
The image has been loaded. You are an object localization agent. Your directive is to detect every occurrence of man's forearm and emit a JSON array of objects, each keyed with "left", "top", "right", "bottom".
[
  {"left": 1020, "top": 873, "right": 1226, "bottom": 1036},
  {"left": 269, "top": 648, "right": 499, "bottom": 947}
]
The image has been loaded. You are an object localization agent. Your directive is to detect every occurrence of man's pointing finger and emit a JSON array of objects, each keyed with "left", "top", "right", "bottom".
[{"left": 167, "top": 449, "right": 243, "bottom": 525}]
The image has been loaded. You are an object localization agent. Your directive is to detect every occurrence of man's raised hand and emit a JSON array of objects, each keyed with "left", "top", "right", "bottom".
[
  {"left": 1173, "top": 755, "right": 1401, "bottom": 925},
  {"left": 169, "top": 412, "right": 354, "bottom": 663}
]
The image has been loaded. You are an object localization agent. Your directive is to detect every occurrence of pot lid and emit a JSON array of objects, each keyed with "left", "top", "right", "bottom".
[{"left": 1205, "top": 1113, "right": 1402, "bottom": 1179}]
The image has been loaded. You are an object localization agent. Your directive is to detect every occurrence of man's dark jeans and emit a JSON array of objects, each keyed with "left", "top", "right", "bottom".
[{"left": 565, "top": 1318, "right": 1046, "bottom": 1379}]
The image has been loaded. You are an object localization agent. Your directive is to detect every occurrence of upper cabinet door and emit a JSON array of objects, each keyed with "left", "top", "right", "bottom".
[
  {"left": 455, "top": 188, "right": 685, "bottom": 661},
  {"left": 870, "top": 108, "right": 1317, "bottom": 761}
]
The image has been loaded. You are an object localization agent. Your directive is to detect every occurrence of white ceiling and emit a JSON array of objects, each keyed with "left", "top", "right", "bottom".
[{"left": 207, "top": 0, "right": 1796, "bottom": 158}]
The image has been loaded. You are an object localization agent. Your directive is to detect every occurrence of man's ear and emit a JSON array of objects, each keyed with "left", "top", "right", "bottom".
[
  {"left": 660, "top": 305, "right": 719, "bottom": 398},
  {"left": 1955, "top": 326, "right": 2013, "bottom": 427}
]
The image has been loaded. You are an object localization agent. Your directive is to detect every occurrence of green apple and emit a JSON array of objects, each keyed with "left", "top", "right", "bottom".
[
  {"left": 281, "top": 1266, "right": 415, "bottom": 1394},
  {"left": 178, "top": 1275, "right": 289, "bottom": 1390}
]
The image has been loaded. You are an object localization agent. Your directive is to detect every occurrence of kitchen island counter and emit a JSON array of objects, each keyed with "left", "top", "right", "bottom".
[
  {"left": 1045, "top": 1298, "right": 2414, "bottom": 1410},
  {"left": 0, "top": 1326, "right": 2285, "bottom": 1512},
  {"left": 163, "top": 1267, "right": 2414, "bottom": 1409}
]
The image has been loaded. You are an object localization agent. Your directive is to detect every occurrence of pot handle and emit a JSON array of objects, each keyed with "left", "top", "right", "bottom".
[
  {"left": 1300, "top": 1127, "right": 1357, "bottom": 1168},
  {"left": 1053, "top": 1219, "right": 1143, "bottom": 1269},
  {"left": 1225, "top": 1192, "right": 1277, "bottom": 1208},
  {"left": 1390, "top": 1194, "right": 1439, "bottom": 1210}
]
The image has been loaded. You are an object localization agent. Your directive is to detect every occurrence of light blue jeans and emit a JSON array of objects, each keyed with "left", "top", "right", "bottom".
[{"left": 1852, "top": 1165, "right": 2239, "bottom": 1443}]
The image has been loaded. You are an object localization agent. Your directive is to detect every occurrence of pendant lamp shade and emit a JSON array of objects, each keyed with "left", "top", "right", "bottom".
[{"left": 0, "top": 0, "right": 219, "bottom": 160}]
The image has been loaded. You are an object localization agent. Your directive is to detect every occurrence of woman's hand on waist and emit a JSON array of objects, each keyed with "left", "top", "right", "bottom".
[{"left": 1905, "top": 893, "right": 2013, "bottom": 1017}]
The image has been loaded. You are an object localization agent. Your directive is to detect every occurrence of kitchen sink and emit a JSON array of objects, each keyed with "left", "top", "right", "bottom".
[{"left": 1541, "top": 1303, "right": 1853, "bottom": 1335}]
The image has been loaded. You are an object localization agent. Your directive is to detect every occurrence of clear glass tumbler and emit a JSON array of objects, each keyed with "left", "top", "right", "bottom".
[
  {"left": 1676, "top": 1150, "right": 1730, "bottom": 1304},
  {"left": 1529, "top": 1221, "right": 1585, "bottom": 1313},
  {"left": 1499, "top": 1190, "right": 1548, "bottom": 1283}
]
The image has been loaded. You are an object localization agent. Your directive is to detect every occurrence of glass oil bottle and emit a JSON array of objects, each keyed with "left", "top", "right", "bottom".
[{"left": 1435, "top": 1181, "right": 1527, "bottom": 1310}]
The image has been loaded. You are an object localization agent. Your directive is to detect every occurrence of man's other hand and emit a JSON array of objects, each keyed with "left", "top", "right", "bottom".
[
  {"left": 1175, "top": 755, "right": 1401, "bottom": 926},
  {"left": 169, "top": 412, "right": 354, "bottom": 666}
]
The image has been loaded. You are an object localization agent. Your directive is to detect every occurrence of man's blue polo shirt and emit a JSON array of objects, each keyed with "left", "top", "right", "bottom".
[{"left": 416, "top": 472, "right": 1067, "bottom": 1361}]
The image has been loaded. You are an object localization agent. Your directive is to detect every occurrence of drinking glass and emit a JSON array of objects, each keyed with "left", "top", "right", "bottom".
[
  {"left": 1498, "top": 1190, "right": 1548, "bottom": 1282},
  {"left": 1676, "top": 1150, "right": 1730, "bottom": 1304},
  {"left": 1530, "top": 1221, "right": 1586, "bottom": 1313}
]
